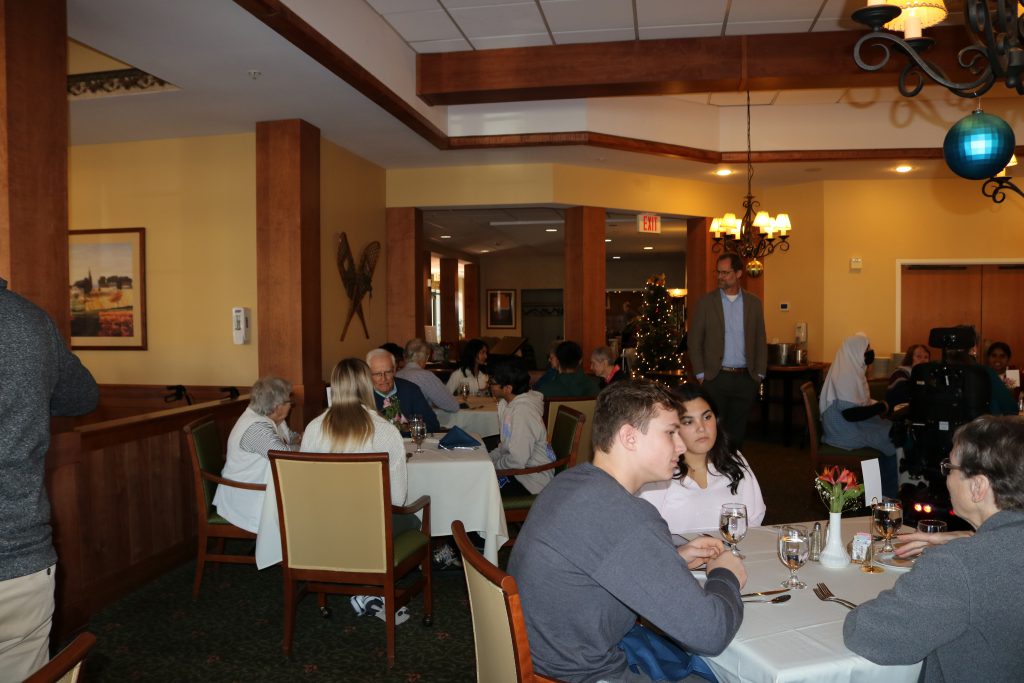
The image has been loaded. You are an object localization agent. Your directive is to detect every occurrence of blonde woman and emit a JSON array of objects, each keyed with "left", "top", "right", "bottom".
[{"left": 301, "top": 358, "right": 416, "bottom": 623}]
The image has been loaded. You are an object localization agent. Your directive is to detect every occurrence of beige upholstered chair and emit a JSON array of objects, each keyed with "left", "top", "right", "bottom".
[
  {"left": 183, "top": 416, "right": 264, "bottom": 599},
  {"left": 542, "top": 396, "right": 596, "bottom": 465},
  {"left": 23, "top": 632, "right": 96, "bottom": 683},
  {"left": 268, "top": 450, "right": 432, "bottom": 666},
  {"left": 452, "top": 521, "right": 566, "bottom": 683},
  {"left": 800, "top": 382, "right": 884, "bottom": 474}
]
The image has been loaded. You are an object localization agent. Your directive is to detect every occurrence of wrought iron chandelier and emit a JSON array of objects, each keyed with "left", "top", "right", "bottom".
[{"left": 709, "top": 90, "right": 791, "bottom": 278}]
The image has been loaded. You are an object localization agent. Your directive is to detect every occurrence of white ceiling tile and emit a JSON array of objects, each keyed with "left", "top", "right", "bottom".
[
  {"left": 410, "top": 37, "right": 475, "bottom": 53},
  {"left": 541, "top": 0, "right": 634, "bottom": 32},
  {"left": 729, "top": 0, "right": 826, "bottom": 23},
  {"left": 386, "top": 9, "right": 462, "bottom": 41},
  {"left": 471, "top": 33, "right": 553, "bottom": 49},
  {"left": 441, "top": 0, "right": 521, "bottom": 7},
  {"left": 818, "top": 0, "right": 856, "bottom": 20},
  {"left": 812, "top": 17, "right": 859, "bottom": 31},
  {"left": 773, "top": 88, "right": 847, "bottom": 105},
  {"left": 638, "top": 24, "right": 724, "bottom": 39},
  {"left": 708, "top": 91, "right": 777, "bottom": 106},
  {"left": 636, "top": 0, "right": 728, "bottom": 27},
  {"left": 365, "top": 0, "right": 439, "bottom": 14},
  {"left": 449, "top": 3, "right": 549, "bottom": 37},
  {"left": 671, "top": 93, "right": 712, "bottom": 105},
  {"left": 725, "top": 19, "right": 814, "bottom": 36},
  {"left": 553, "top": 28, "right": 636, "bottom": 44}
]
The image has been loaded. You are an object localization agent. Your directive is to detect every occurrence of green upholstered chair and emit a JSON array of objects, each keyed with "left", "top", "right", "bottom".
[
  {"left": 267, "top": 451, "right": 432, "bottom": 666},
  {"left": 452, "top": 520, "right": 566, "bottom": 683},
  {"left": 498, "top": 405, "right": 585, "bottom": 547},
  {"left": 543, "top": 397, "right": 596, "bottom": 465},
  {"left": 799, "top": 382, "right": 883, "bottom": 475},
  {"left": 23, "top": 631, "right": 96, "bottom": 683},
  {"left": 183, "top": 416, "right": 265, "bottom": 599}
]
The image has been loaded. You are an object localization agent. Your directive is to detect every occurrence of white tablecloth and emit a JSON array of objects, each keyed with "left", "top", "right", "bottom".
[
  {"left": 254, "top": 438, "right": 508, "bottom": 569},
  {"left": 698, "top": 518, "right": 923, "bottom": 683},
  {"left": 438, "top": 395, "right": 500, "bottom": 437}
]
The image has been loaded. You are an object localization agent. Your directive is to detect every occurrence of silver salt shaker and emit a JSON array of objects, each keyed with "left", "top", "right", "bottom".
[{"left": 809, "top": 521, "right": 822, "bottom": 562}]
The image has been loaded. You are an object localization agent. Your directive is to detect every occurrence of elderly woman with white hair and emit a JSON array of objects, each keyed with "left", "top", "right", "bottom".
[
  {"left": 213, "top": 375, "right": 299, "bottom": 533},
  {"left": 590, "top": 345, "right": 627, "bottom": 388},
  {"left": 396, "top": 338, "right": 461, "bottom": 413}
]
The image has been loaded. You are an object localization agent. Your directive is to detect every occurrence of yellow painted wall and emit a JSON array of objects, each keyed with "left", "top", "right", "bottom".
[
  {"left": 319, "top": 139, "right": 388, "bottom": 379},
  {"left": 69, "top": 133, "right": 258, "bottom": 385}
]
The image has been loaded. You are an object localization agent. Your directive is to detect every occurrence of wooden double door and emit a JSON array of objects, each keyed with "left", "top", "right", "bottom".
[{"left": 901, "top": 264, "right": 1024, "bottom": 358}]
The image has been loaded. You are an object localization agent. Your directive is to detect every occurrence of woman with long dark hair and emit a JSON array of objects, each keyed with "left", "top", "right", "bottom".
[
  {"left": 637, "top": 382, "right": 765, "bottom": 532},
  {"left": 446, "top": 338, "right": 489, "bottom": 394}
]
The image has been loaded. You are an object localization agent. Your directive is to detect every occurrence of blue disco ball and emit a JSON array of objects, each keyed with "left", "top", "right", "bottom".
[{"left": 943, "top": 111, "right": 1016, "bottom": 181}]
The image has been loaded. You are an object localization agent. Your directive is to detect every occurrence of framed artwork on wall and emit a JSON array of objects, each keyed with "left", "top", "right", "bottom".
[
  {"left": 69, "top": 228, "right": 147, "bottom": 350},
  {"left": 487, "top": 289, "right": 516, "bottom": 329}
]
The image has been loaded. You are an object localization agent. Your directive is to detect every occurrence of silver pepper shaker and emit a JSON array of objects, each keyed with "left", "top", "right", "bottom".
[{"left": 809, "top": 521, "right": 822, "bottom": 562}]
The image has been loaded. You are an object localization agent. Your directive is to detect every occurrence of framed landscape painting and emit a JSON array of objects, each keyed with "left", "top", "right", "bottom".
[
  {"left": 69, "top": 228, "right": 147, "bottom": 350},
  {"left": 487, "top": 289, "right": 516, "bottom": 329}
]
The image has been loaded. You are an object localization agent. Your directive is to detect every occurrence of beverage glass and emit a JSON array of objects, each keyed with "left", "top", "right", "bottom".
[
  {"left": 777, "top": 525, "right": 808, "bottom": 589},
  {"left": 872, "top": 497, "right": 903, "bottom": 554},
  {"left": 410, "top": 416, "right": 426, "bottom": 454},
  {"left": 719, "top": 503, "right": 748, "bottom": 559},
  {"left": 459, "top": 382, "right": 470, "bottom": 401},
  {"left": 917, "top": 519, "right": 947, "bottom": 534}
]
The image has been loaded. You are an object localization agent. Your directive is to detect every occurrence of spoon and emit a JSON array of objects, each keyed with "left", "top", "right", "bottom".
[{"left": 742, "top": 594, "right": 792, "bottom": 604}]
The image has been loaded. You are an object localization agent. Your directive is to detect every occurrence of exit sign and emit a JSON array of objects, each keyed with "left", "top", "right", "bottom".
[{"left": 637, "top": 214, "right": 661, "bottom": 234}]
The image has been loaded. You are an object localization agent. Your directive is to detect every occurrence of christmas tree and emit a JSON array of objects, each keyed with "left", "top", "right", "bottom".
[{"left": 635, "top": 273, "right": 683, "bottom": 374}]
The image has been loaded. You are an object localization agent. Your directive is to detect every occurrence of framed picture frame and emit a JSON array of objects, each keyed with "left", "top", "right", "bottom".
[
  {"left": 69, "top": 228, "right": 147, "bottom": 350},
  {"left": 487, "top": 289, "right": 516, "bottom": 329}
]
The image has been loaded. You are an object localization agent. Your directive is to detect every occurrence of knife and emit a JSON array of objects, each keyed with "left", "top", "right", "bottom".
[{"left": 740, "top": 588, "right": 791, "bottom": 598}]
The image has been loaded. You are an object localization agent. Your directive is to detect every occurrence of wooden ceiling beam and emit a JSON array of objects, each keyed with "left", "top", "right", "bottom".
[{"left": 417, "top": 26, "right": 971, "bottom": 105}]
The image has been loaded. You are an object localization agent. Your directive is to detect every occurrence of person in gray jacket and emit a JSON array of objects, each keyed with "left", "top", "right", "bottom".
[
  {"left": 843, "top": 414, "right": 1024, "bottom": 683},
  {"left": 487, "top": 358, "right": 557, "bottom": 496},
  {"left": 0, "top": 277, "right": 98, "bottom": 680}
]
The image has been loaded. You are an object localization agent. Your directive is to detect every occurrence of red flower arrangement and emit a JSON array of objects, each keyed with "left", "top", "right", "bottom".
[{"left": 815, "top": 466, "right": 864, "bottom": 513}]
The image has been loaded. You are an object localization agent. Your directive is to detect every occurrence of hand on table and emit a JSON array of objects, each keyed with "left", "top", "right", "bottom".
[
  {"left": 894, "top": 529, "right": 973, "bottom": 558},
  {"left": 678, "top": 536, "right": 724, "bottom": 569},
  {"left": 707, "top": 549, "right": 747, "bottom": 589}
]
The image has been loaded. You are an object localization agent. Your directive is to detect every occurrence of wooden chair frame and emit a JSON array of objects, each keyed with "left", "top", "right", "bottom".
[
  {"left": 799, "top": 382, "right": 883, "bottom": 474},
  {"left": 24, "top": 632, "right": 96, "bottom": 683},
  {"left": 452, "top": 521, "right": 565, "bottom": 683},
  {"left": 183, "top": 416, "right": 266, "bottom": 599},
  {"left": 268, "top": 450, "right": 432, "bottom": 666}
]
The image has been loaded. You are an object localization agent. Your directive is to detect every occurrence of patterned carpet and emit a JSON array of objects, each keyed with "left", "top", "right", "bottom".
[{"left": 81, "top": 433, "right": 834, "bottom": 681}]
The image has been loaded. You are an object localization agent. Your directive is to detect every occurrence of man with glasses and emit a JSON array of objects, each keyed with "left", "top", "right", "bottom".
[
  {"left": 688, "top": 253, "right": 766, "bottom": 448},
  {"left": 366, "top": 348, "right": 439, "bottom": 432},
  {"left": 844, "top": 415, "right": 1024, "bottom": 682}
]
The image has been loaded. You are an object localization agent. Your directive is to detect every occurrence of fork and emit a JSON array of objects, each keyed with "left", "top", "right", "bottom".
[{"left": 813, "top": 583, "right": 858, "bottom": 610}]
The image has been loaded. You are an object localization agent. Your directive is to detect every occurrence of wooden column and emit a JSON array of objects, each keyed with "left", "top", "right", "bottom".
[
  {"left": 463, "top": 262, "right": 480, "bottom": 339},
  {"left": 563, "top": 206, "right": 606, "bottom": 356},
  {"left": 0, "top": 0, "right": 69, "bottom": 334},
  {"left": 255, "top": 119, "right": 322, "bottom": 427},
  {"left": 385, "top": 208, "right": 426, "bottom": 345},
  {"left": 439, "top": 257, "right": 459, "bottom": 344}
]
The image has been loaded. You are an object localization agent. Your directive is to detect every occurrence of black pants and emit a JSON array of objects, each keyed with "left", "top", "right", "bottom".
[
  {"left": 499, "top": 476, "right": 532, "bottom": 498},
  {"left": 703, "top": 371, "right": 758, "bottom": 449}
]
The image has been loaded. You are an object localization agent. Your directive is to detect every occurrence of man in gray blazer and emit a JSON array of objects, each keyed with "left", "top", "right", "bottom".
[{"left": 687, "top": 253, "right": 767, "bottom": 448}]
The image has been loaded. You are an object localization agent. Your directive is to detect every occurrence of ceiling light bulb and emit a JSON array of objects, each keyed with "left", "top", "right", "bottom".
[
  {"left": 605, "top": 238, "right": 612, "bottom": 242},
  {"left": 545, "top": 228, "right": 558, "bottom": 232},
  {"left": 440, "top": 234, "right": 452, "bottom": 239},
  {"left": 612, "top": 256, "right": 621, "bottom": 260},
  {"left": 643, "top": 246, "right": 654, "bottom": 251},
  {"left": 714, "top": 169, "right": 733, "bottom": 177},
  {"left": 895, "top": 165, "right": 913, "bottom": 173}
]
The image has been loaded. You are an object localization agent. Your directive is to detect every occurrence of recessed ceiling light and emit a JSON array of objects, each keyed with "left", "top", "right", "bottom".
[
  {"left": 643, "top": 246, "right": 654, "bottom": 251},
  {"left": 545, "top": 228, "right": 558, "bottom": 233},
  {"left": 481, "top": 249, "right": 490, "bottom": 253},
  {"left": 895, "top": 165, "right": 913, "bottom": 173},
  {"left": 440, "top": 234, "right": 452, "bottom": 239},
  {"left": 714, "top": 169, "right": 733, "bottom": 177},
  {"left": 605, "top": 238, "right": 612, "bottom": 242},
  {"left": 612, "top": 256, "right": 621, "bottom": 260}
]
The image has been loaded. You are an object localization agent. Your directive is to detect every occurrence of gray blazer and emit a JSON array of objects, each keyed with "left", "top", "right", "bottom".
[{"left": 688, "top": 288, "right": 767, "bottom": 382}]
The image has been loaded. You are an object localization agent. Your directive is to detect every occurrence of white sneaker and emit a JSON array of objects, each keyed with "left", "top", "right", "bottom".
[{"left": 349, "top": 595, "right": 410, "bottom": 625}]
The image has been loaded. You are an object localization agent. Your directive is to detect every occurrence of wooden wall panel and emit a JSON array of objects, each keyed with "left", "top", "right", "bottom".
[
  {"left": 385, "top": 208, "right": 426, "bottom": 344},
  {"left": 900, "top": 265, "right": 983, "bottom": 355},
  {"left": 439, "top": 257, "right": 458, "bottom": 343},
  {"left": 563, "top": 206, "right": 606, "bottom": 355},
  {"left": 979, "top": 265, "right": 1024, "bottom": 357},
  {"left": 463, "top": 263, "right": 480, "bottom": 339}
]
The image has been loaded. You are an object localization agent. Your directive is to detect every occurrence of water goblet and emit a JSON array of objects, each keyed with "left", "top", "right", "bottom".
[
  {"left": 777, "top": 525, "right": 808, "bottom": 589},
  {"left": 917, "top": 519, "right": 947, "bottom": 534},
  {"left": 410, "top": 416, "right": 427, "bottom": 454},
  {"left": 872, "top": 497, "right": 903, "bottom": 554},
  {"left": 459, "top": 382, "right": 470, "bottom": 401},
  {"left": 719, "top": 503, "right": 748, "bottom": 559}
]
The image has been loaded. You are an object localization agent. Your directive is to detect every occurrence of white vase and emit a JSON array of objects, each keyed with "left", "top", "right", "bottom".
[{"left": 819, "top": 511, "right": 850, "bottom": 568}]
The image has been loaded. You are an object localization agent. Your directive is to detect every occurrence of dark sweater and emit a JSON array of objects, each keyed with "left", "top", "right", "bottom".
[
  {"left": 1, "top": 277, "right": 98, "bottom": 581},
  {"left": 536, "top": 369, "right": 600, "bottom": 398}
]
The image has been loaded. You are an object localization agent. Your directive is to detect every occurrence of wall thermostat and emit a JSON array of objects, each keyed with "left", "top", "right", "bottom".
[{"left": 232, "top": 307, "right": 251, "bottom": 345}]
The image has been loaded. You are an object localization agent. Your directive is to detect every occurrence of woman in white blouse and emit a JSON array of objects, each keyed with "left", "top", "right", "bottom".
[
  {"left": 445, "top": 338, "right": 489, "bottom": 395},
  {"left": 638, "top": 383, "right": 766, "bottom": 533}
]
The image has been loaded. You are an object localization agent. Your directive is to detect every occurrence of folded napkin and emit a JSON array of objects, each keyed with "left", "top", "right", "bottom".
[
  {"left": 438, "top": 425, "right": 482, "bottom": 450},
  {"left": 619, "top": 624, "right": 718, "bottom": 683}
]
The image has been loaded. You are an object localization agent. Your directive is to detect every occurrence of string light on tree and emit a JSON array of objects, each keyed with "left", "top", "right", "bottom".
[{"left": 635, "top": 273, "right": 684, "bottom": 375}]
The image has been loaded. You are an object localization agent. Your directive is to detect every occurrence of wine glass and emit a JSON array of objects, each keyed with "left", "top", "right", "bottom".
[
  {"left": 410, "top": 416, "right": 426, "bottom": 454},
  {"left": 917, "top": 519, "right": 947, "bottom": 534},
  {"left": 872, "top": 497, "right": 903, "bottom": 554},
  {"left": 719, "top": 503, "right": 748, "bottom": 559},
  {"left": 459, "top": 382, "right": 470, "bottom": 401},
  {"left": 777, "top": 525, "right": 808, "bottom": 589}
]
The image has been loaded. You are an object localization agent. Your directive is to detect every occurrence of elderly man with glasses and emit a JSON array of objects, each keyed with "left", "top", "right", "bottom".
[
  {"left": 366, "top": 348, "right": 440, "bottom": 432},
  {"left": 843, "top": 415, "right": 1024, "bottom": 683}
]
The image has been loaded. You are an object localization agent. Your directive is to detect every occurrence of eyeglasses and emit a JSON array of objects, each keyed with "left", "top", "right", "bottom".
[
  {"left": 939, "top": 458, "right": 962, "bottom": 476},
  {"left": 370, "top": 370, "right": 395, "bottom": 379},
  {"left": 715, "top": 270, "right": 737, "bottom": 276}
]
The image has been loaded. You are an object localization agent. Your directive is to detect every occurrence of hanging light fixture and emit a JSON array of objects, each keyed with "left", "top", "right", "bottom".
[{"left": 709, "top": 90, "right": 792, "bottom": 278}]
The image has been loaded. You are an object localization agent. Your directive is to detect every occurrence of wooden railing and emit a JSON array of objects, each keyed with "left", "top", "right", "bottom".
[{"left": 45, "top": 393, "right": 249, "bottom": 641}]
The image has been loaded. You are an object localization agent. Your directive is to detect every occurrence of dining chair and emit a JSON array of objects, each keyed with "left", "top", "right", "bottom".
[
  {"left": 267, "top": 450, "right": 432, "bottom": 665},
  {"left": 499, "top": 405, "right": 585, "bottom": 547},
  {"left": 183, "top": 416, "right": 265, "bottom": 599},
  {"left": 452, "top": 520, "right": 566, "bottom": 683},
  {"left": 542, "top": 396, "right": 596, "bottom": 464},
  {"left": 23, "top": 632, "right": 97, "bottom": 683},
  {"left": 799, "top": 382, "right": 883, "bottom": 474}
]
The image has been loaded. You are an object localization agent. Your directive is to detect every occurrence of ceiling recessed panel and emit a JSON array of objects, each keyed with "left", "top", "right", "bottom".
[
  {"left": 636, "top": 0, "right": 728, "bottom": 27},
  {"left": 725, "top": 19, "right": 814, "bottom": 35},
  {"left": 540, "top": 0, "right": 634, "bottom": 32},
  {"left": 448, "top": 3, "right": 549, "bottom": 37},
  {"left": 553, "top": 28, "right": 636, "bottom": 44},
  {"left": 385, "top": 9, "right": 462, "bottom": 41},
  {"left": 729, "top": 0, "right": 827, "bottom": 23},
  {"left": 638, "top": 23, "right": 724, "bottom": 39},
  {"left": 471, "top": 33, "right": 553, "bottom": 49},
  {"left": 365, "top": 0, "right": 438, "bottom": 14}
]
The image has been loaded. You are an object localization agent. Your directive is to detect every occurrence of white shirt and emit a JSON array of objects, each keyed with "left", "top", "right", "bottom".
[
  {"left": 445, "top": 367, "right": 490, "bottom": 395},
  {"left": 636, "top": 453, "right": 766, "bottom": 533}
]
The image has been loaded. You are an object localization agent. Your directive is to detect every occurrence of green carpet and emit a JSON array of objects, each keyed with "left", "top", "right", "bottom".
[{"left": 81, "top": 434, "right": 837, "bottom": 680}]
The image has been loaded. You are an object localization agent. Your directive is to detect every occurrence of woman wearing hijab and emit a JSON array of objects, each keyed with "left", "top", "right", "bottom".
[{"left": 820, "top": 333, "right": 899, "bottom": 497}]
